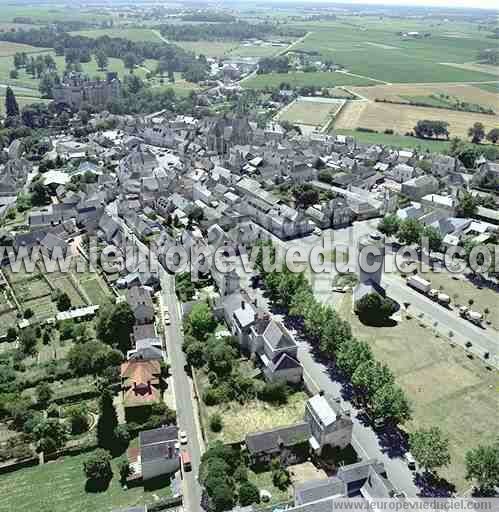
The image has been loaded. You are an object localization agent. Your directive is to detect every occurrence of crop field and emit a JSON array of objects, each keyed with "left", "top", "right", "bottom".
[
  {"left": 339, "top": 297, "right": 498, "bottom": 491},
  {"left": 351, "top": 83, "right": 499, "bottom": 111},
  {"left": 476, "top": 83, "right": 499, "bottom": 94},
  {"left": 278, "top": 97, "right": 344, "bottom": 127},
  {"left": 334, "top": 99, "right": 499, "bottom": 139},
  {"left": 286, "top": 20, "right": 498, "bottom": 84},
  {"left": 0, "top": 6, "right": 111, "bottom": 24},
  {"left": 243, "top": 71, "right": 377, "bottom": 90},
  {"left": 174, "top": 40, "right": 238, "bottom": 58}
]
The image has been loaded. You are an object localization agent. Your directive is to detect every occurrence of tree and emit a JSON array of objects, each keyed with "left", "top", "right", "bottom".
[
  {"left": 96, "top": 303, "right": 135, "bottom": 354},
  {"left": 352, "top": 360, "right": 394, "bottom": 401},
  {"left": 336, "top": 338, "right": 373, "bottom": 377},
  {"left": 36, "top": 382, "right": 53, "bottom": 406},
  {"left": 397, "top": 218, "right": 423, "bottom": 246},
  {"left": 486, "top": 128, "right": 499, "bottom": 144},
  {"left": 239, "top": 481, "right": 260, "bottom": 506},
  {"left": 187, "top": 302, "right": 217, "bottom": 340},
  {"left": 33, "top": 418, "right": 68, "bottom": 453},
  {"left": 19, "top": 327, "right": 38, "bottom": 357},
  {"left": 371, "top": 383, "right": 412, "bottom": 425},
  {"left": 39, "top": 73, "right": 57, "bottom": 98},
  {"left": 95, "top": 50, "right": 108, "bottom": 70},
  {"left": 96, "top": 389, "right": 118, "bottom": 450},
  {"left": 210, "top": 413, "right": 223, "bottom": 432},
  {"left": 5, "top": 86, "right": 19, "bottom": 117},
  {"left": 378, "top": 214, "right": 400, "bottom": 237},
  {"left": 456, "top": 191, "right": 477, "bottom": 218},
  {"left": 185, "top": 340, "right": 205, "bottom": 368},
  {"left": 468, "top": 122, "right": 485, "bottom": 144},
  {"left": 422, "top": 225, "right": 443, "bottom": 253},
  {"left": 83, "top": 448, "right": 113, "bottom": 481},
  {"left": 9, "top": 69, "right": 18, "bottom": 79},
  {"left": 31, "top": 181, "right": 51, "bottom": 206},
  {"left": 355, "top": 293, "right": 398, "bottom": 325},
  {"left": 56, "top": 292, "right": 71, "bottom": 312},
  {"left": 465, "top": 442, "right": 499, "bottom": 495},
  {"left": 123, "top": 52, "right": 138, "bottom": 72},
  {"left": 409, "top": 427, "right": 451, "bottom": 473},
  {"left": 118, "top": 457, "right": 133, "bottom": 485},
  {"left": 66, "top": 404, "right": 89, "bottom": 434}
]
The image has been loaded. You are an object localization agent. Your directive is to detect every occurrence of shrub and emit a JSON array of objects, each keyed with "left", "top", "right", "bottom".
[
  {"left": 239, "top": 481, "right": 260, "bottom": 506},
  {"left": 209, "top": 413, "right": 223, "bottom": 432}
]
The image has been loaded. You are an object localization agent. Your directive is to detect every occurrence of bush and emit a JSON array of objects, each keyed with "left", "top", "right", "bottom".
[
  {"left": 203, "top": 386, "right": 226, "bottom": 406},
  {"left": 209, "top": 413, "right": 223, "bottom": 432},
  {"left": 239, "top": 481, "right": 260, "bottom": 506},
  {"left": 83, "top": 448, "right": 113, "bottom": 482},
  {"left": 257, "top": 381, "right": 288, "bottom": 405}
]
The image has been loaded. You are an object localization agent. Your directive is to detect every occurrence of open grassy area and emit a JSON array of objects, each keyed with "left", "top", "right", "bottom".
[
  {"left": 476, "top": 83, "right": 499, "bottom": 94},
  {"left": 249, "top": 468, "right": 292, "bottom": 509},
  {"left": 243, "top": 71, "right": 377, "bottom": 90},
  {"left": 196, "top": 366, "right": 308, "bottom": 444},
  {"left": 338, "top": 296, "right": 498, "bottom": 491},
  {"left": 0, "top": 6, "right": 111, "bottom": 24},
  {"left": 278, "top": 97, "right": 344, "bottom": 127},
  {"left": 286, "top": 20, "right": 498, "bottom": 84},
  {"left": 333, "top": 129, "right": 453, "bottom": 152},
  {"left": 0, "top": 449, "right": 171, "bottom": 512}
]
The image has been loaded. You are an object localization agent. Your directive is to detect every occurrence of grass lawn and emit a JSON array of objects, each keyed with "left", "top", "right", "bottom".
[
  {"left": 52, "top": 275, "right": 86, "bottom": 307},
  {"left": 338, "top": 296, "right": 498, "bottom": 491},
  {"left": 175, "top": 40, "right": 239, "bottom": 58},
  {"left": 243, "top": 71, "right": 377, "bottom": 90},
  {"left": 278, "top": 98, "right": 344, "bottom": 127},
  {"left": 0, "top": 449, "right": 172, "bottom": 512},
  {"left": 248, "top": 468, "right": 292, "bottom": 509},
  {"left": 196, "top": 366, "right": 309, "bottom": 443},
  {"left": 334, "top": 129, "right": 452, "bottom": 152},
  {"left": 398, "top": 270, "right": 498, "bottom": 332},
  {"left": 77, "top": 274, "right": 112, "bottom": 306}
]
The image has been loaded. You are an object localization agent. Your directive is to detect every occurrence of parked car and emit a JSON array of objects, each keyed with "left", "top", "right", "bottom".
[
  {"left": 405, "top": 451, "right": 416, "bottom": 471},
  {"left": 179, "top": 430, "right": 188, "bottom": 445}
]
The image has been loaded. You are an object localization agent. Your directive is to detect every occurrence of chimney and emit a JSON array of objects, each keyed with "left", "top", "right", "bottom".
[
  {"left": 147, "top": 380, "right": 151, "bottom": 393},
  {"left": 241, "top": 300, "right": 245, "bottom": 310},
  {"left": 319, "top": 390, "right": 324, "bottom": 396}
]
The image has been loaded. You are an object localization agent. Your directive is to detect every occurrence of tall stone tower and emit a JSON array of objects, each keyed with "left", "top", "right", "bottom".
[{"left": 357, "top": 232, "right": 386, "bottom": 287}]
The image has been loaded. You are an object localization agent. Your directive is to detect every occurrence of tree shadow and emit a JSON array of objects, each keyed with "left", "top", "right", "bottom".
[
  {"left": 376, "top": 424, "right": 410, "bottom": 458},
  {"left": 85, "top": 476, "right": 112, "bottom": 493},
  {"left": 415, "top": 472, "right": 456, "bottom": 497}
]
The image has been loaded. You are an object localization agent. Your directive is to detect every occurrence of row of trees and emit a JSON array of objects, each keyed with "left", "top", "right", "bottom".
[
  {"left": 258, "top": 55, "right": 290, "bottom": 75},
  {"left": 378, "top": 216, "right": 443, "bottom": 252},
  {"left": 255, "top": 242, "right": 498, "bottom": 492},
  {"left": 256, "top": 242, "right": 412, "bottom": 426}
]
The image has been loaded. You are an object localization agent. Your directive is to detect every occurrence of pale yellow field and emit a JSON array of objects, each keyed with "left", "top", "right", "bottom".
[
  {"left": 278, "top": 98, "right": 344, "bottom": 127},
  {"left": 0, "top": 41, "right": 47, "bottom": 57},
  {"left": 351, "top": 83, "right": 499, "bottom": 110},
  {"left": 334, "top": 99, "right": 499, "bottom": 138}
]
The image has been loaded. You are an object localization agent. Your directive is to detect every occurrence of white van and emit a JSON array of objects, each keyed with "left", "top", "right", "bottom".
[{"left": 405, "top": 451, "right": 416, "bottom": 471}]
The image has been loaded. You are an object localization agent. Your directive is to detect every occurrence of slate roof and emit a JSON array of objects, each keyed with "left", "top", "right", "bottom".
[
  {"left": 245, "top": 422, "right": 311, "bottom": 454},
  {"left": 336, "top": 459, "right": 386, "bottom": 486},
  {"left": 294, "top": 477, "right": 347, "bottom": 505}
]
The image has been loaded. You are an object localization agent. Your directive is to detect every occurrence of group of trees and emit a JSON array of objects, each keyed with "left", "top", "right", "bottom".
[
  {"left": 96, "top": 302, "right": 135, "bottom": 354},
  {"left": 477, "top": 47, "right": 498, "bottom": 65},
  {"left": 258, "top": 55, "right": 290, "bottom": 74},
  {"left": 468, "top": 122, "right": 499, "bottom": 145},
  {"left": 158, "top": 21, "right": 290, "bottom": 42},
  {"left": 199, "top": 441, "right": 260, "bottom": 511},
  {"left": 414, "top": 119, "right": 449, "bottom": 140},
  {"left": 378, "top": 215, "right": 443, "bottom": 253},
  {"left": 0, "top": 28, "right": 199, "bottom": 76}
]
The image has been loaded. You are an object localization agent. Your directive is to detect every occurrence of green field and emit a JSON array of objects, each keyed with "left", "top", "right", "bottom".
[
  {"left": 476, "top": 83, "right": 499, "bottom": 94},
  {"left": 0, "top": 6, "right": 111, "bottom": 24},
  {"left": 243, "top": 71, "right": 377, "bottom": 90},
  {"left": 286, "top": 20, "right": 498, "bottom": 84},
  {"left": 0, "top": 449, "right": 172, "bottom": 512},
  {"left": 334, "top": 129, "right": 453, "bottom": 152}
]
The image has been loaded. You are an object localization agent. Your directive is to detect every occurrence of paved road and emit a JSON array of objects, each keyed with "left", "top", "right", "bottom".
[
  {"left": 160, "top": 269, "right": 204, "bottom": 512},
  {"left": 107, "top": 207, "right": 204, "bottom": 512},
  {"left": 298, "top": 343, "right": 419, "bottom": 496}
]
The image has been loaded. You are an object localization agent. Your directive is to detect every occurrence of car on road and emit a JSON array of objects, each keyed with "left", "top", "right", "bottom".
[
  {"left": 164, "top": 312, "right": 171, "bottom": 325},
  {"left": 179, "top": 430, "right": 188, "bottom": 445},
  {"left": 332, "top": 285, "right": 350, "bottom": 293},
  {"left": 404, "top": 451, "right": 416, "bottom": 471}
]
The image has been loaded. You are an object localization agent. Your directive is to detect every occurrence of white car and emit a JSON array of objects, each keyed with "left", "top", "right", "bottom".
[
  {"left": 179, "top": 430, "right": 188, "bottom": 445},
  {"left": 164, "top": 312, "right": 171, "bottom": 325}
]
